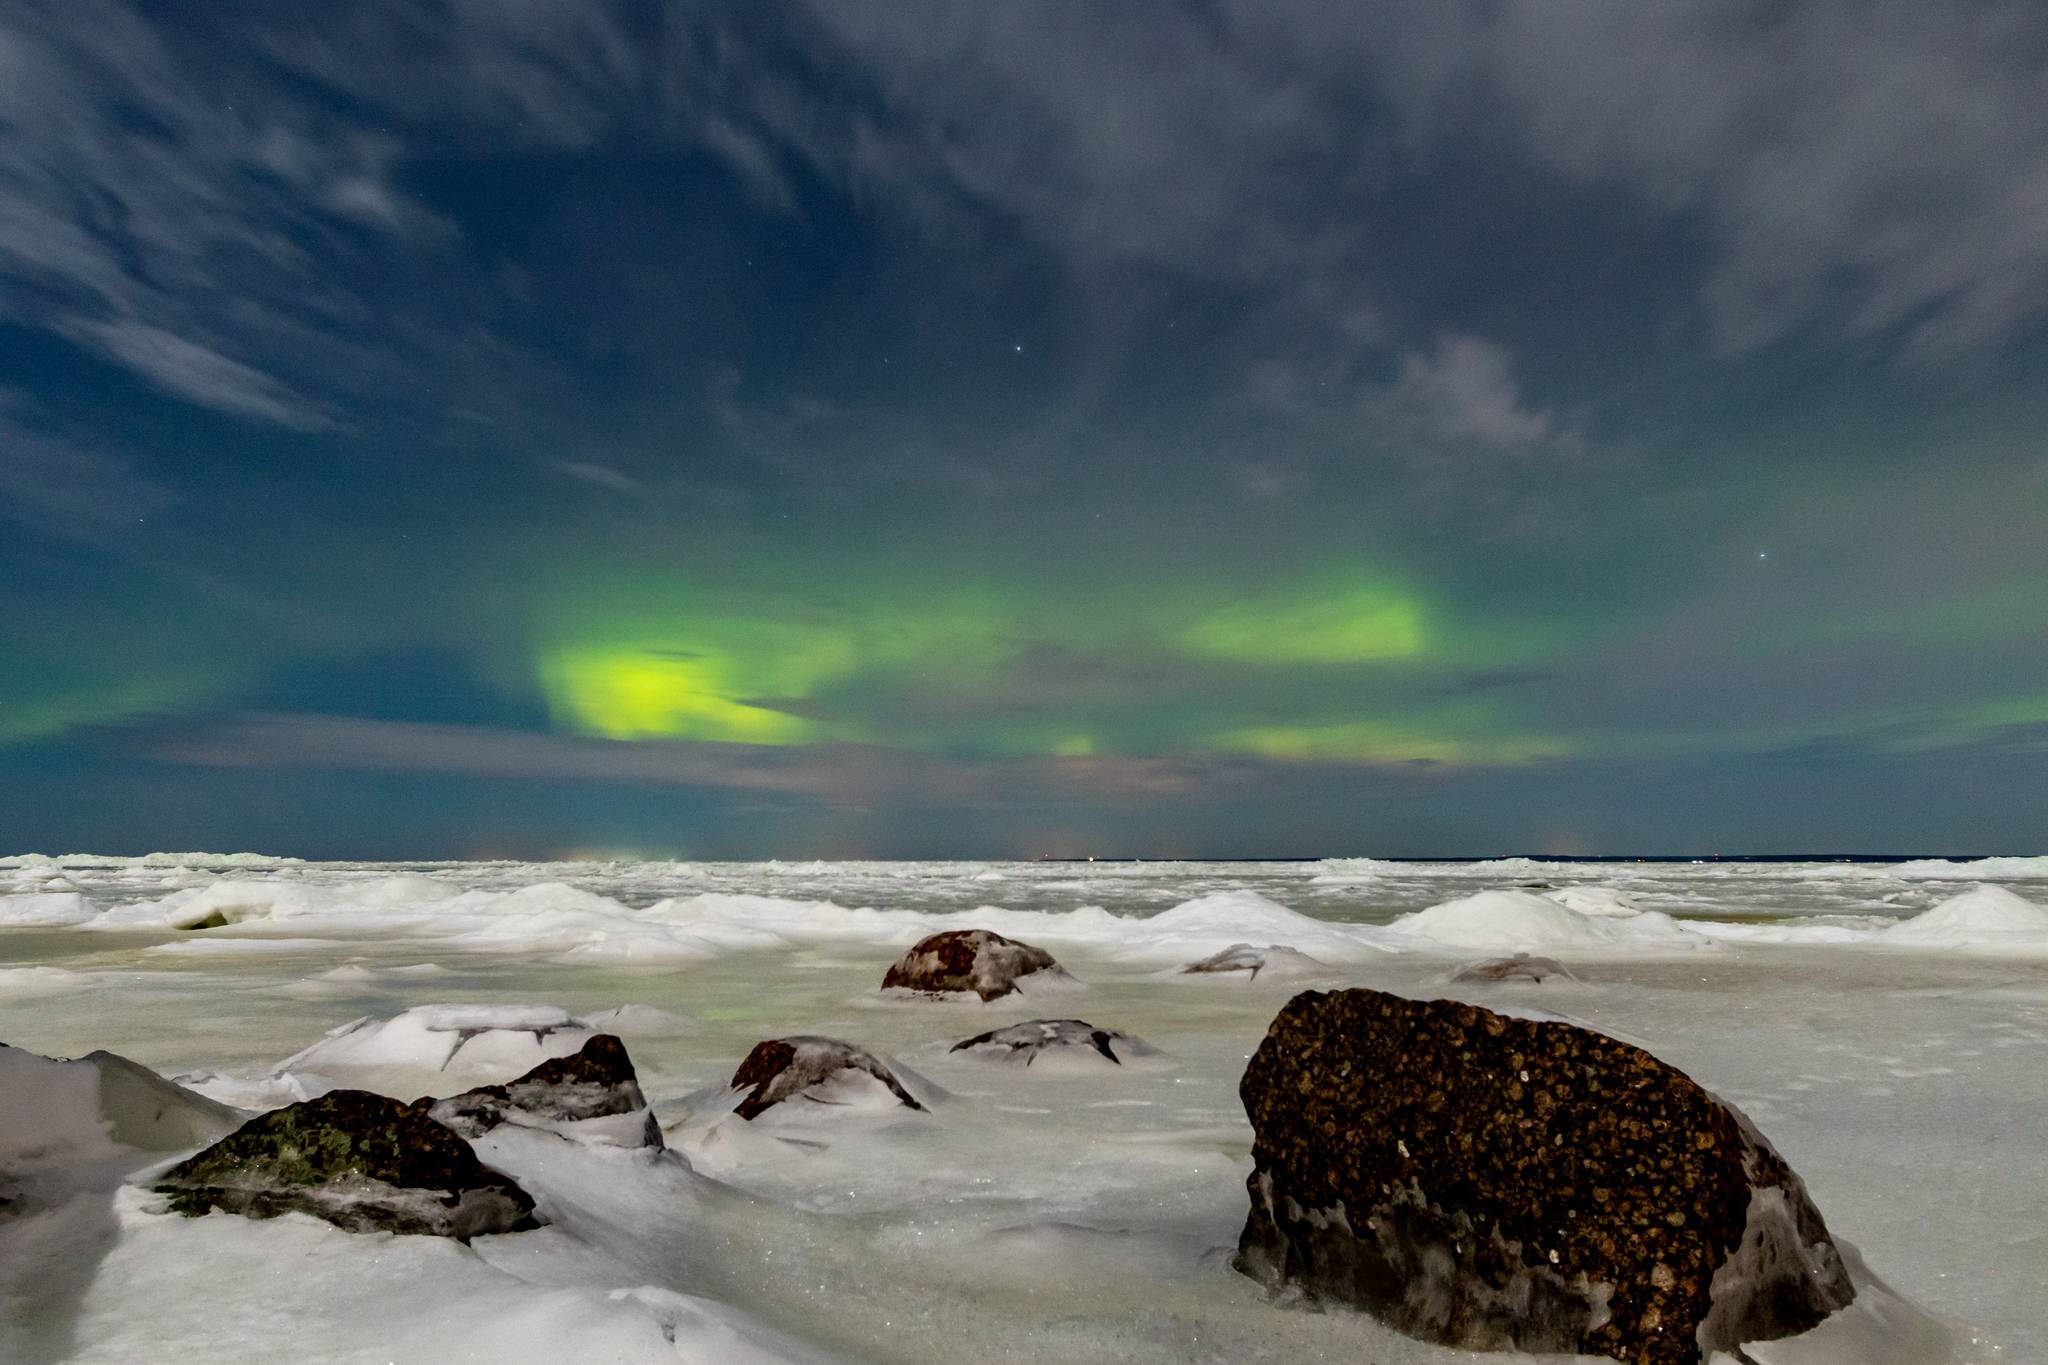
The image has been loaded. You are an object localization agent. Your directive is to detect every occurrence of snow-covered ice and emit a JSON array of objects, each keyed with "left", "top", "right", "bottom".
[{"left": 1, "top": 853, "right": 2042, "bottom": 1363}]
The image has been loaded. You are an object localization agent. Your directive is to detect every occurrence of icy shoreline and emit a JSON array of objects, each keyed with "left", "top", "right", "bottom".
[{"left": 2, "top": 856, "right": 2041, "bottom": 1362}]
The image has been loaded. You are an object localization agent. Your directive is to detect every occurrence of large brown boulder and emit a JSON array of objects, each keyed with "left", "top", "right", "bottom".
[
  {"left": 1235, "top": 989, "right": 1853, "bottom": 1365},
  {"left": 881, "top": 929, "right": 1068, "bottom": 1001},
  {"left": 154, "top": 1089, "right": 539, "bottom": 1241},
  {"left": 429, "top": 1033, "right": 660, "bottom": 1148}
]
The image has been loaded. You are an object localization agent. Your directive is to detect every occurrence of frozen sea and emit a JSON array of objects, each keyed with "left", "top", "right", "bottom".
[{"left": 2, "top": 853, "right": 2044, "bottom": 1364}]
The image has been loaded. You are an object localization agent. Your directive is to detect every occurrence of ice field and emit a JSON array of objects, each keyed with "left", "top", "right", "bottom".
[{"left": 2, "top": 853, "right": 2044, "bottom": 1364}]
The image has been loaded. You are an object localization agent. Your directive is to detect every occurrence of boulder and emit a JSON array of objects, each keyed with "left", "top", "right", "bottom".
[
  {"left": 729, "top": 1037, "right": 924, "bottom": 1119},
  {"left": 1452, "top": 952, "right": 1576, "bottom": 983},
  {"left": 428, "top": 1034, "right": 661, "bottom": 1148},
  {"left": 1234, "top": 989, "right": 1853, "bottom": 1365},
  {"left": 154, "top": 1089, "right": 539, "bottom": 1241},
  {"left": 950, "top": 1018, "right": 1138, "bottom": 1065},
  {"left": 881, "top": 929, "right": 1068, "bottom": 1001}
]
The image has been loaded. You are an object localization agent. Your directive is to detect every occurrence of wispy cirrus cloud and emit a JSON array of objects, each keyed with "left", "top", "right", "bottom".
[{"left": 11, "top": 0, "right": 2048, "bottom": 452}]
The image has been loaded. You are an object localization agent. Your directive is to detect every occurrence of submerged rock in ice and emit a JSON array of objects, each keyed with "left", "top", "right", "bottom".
[
  {"left": 729, "top": 1037, "right": 926, "bottom": 1119},
  {"left": 154, "top": 1089, "right": 539, "bottom": 1241},
  {"left": 1544, "top": 885, "right": 1642, "bottom": 917},
  {"left": 429, "top": 1034, "right": 661, "bottom": 1149},
  {"left": 881, "top": 929, "right": 1072, "bottom": 1001},
  {"left": 1236, "top": 988, "right": 1854, "bottom": 1365},
  {"left": 268, "top": 1004, "right": 597, "bottom": 1098},
  {"left": 948, "top": 1018, "right": 1147, "bottom": 1065},
  {"left": 1883, "top": 883, "right": 2048, "bottom": 948},
  {"left": 1450, "top": 951, "right": 1577, "bottom": 982},
  {"left": 1178, "top": 943, "right": 1330, "bottom": 981}
]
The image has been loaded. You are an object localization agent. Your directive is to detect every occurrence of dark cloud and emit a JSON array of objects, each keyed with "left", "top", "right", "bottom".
[
  {"left": 6, "top": 1, "right": 2048, "bottom": 855},
  {"left": 117, "top": 711, "right": 1282, "bottom": 807}
]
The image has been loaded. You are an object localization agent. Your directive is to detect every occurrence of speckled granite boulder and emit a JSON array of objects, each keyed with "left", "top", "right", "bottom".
[
  {"left": 881, "top": 929, "right": 1068, "bottom": 1001},
  {"left": 430, "top": 1034, "right": 660, "bottom": 1148},
  {"left": 155, "top": 1089, "right": 538, "bottom": 1241},
  {"left": 1235, "top": 989, "right": 1853, "bottom": 1365},
  {"left": 730, "top": 1037, "right": 924, "bottom": 1119}
]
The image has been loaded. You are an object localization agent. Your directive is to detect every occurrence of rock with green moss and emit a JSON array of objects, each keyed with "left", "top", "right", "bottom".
[{"left": 153, "top": 1089, "right": 538, "bottom": 1241}]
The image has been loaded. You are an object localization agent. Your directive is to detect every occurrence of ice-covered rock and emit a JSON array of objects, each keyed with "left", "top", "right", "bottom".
[
  {"left": 1177, "top": 943, "right": 1330, "bottom": 981},
  {"left": 1235, "top": 989, "right": 1854, "bottom": 1365},
  {"left": 948, "top": 1018, "right": 1146, "bottom": 1066},
  {"left": 881, "top": 929, "right": 1072, "bottom": 1001},
  {"left": 428, "top": 1035, "right": 661, "bottom": 1148},
  {"left": 268, "top": 1004, "right": 597, "bottom": 1098},
  {"left": 153, "top": 1089, "right": 540, "bottom": 1241},
  {"left": 1451, "top": 951, "right": 1577, "bottom": 983},
  {"left": 728, "top": 1037, "right": 925, "bottom": 1119},
  {"left": 1883, "top": 883, "right": 2048, "bottom": 947}
]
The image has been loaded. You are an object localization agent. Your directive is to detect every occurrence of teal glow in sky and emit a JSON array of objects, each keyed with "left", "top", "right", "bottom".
[{"left": 5, "top": 1, "right": 2048, "bottom": 858}]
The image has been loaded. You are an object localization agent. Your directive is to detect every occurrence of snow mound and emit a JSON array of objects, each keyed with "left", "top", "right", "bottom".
[
  {"left": 1544, "top": 885, "right": 1641, "bottom": 917},
  {"left": 1105, "top": 891, "right": 1383, "bottom": 963},
  {"left": 0, "top": 891, "right": 96, "bottom": 926},
  {"left": 1387, "top": 890, "right": 1707, "bottom": 954},
  {"left": 1883, "top": 884, "right": 2048, "bottom": 948},
  {"left": 269, "top": 1004, "right": 597, "bottom": 1099},
  {"left": 0, "top": 1044, "right": 244, "bottom": 1175}
]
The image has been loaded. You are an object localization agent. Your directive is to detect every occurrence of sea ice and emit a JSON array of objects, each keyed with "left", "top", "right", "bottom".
[{"left": 1, "top": 853, "right": 2038, "bottom": 1364}]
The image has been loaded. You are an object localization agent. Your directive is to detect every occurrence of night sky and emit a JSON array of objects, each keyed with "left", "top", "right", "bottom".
[{"left": 6, "top": 1, "right": 2048, "bottom": 859}]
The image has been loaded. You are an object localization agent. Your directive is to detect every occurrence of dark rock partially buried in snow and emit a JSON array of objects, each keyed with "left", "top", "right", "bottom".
[
  {"left": 730, "top": 1037, "right": 925, "bottom": 1120},
  {"left": 881, "top": 929, "right": 1068, "bottom": 1001},
  {"left": 1235, "top": 988, "right": 1854, "bottom": 1365},
  {"left": 1451, "top": 951, "right": 1577, "bottom": 983},
  {"left": 154, "top": 1089, "right": 539, "bottom": 1242},
  {"left": 429, "top": 1034, "right": 661, "bottom": 1148},
  {"left": 950, "top": 1018, "right": 1142, "bottom": 1064}
]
